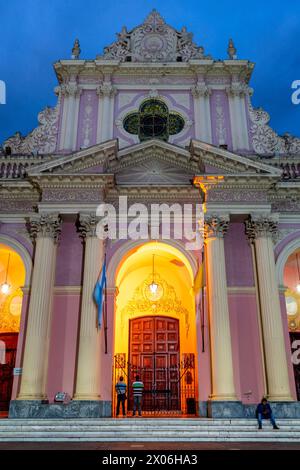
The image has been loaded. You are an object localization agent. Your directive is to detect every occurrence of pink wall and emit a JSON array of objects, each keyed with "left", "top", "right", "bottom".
[
  {"left": 55, "top": 221, "right": 83, "bottom": 286},
  {"left": 47, "top": 294, "right": 80, "bottom": 401},
  {"left": 228, "top": 293, "right": 264, "bottom": 403},
  {"left": 225, "top": 223, "right": 255, "bottom": 287}
]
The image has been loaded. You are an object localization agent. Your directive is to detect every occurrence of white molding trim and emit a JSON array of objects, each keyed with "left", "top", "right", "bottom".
[
  {"left": 53, "top": 286, "right": 82, "bottom": 294},
  {"left": 227, "top": 286, "right": 256, "bottom": 294},
  {"left": 206, "top": 203, "right": 271, "bottom": 215},
  {"left": 0, "top": 234, "right": 32, "bottom": 286},
  {"left": 276, "top": 237, "right": 300, "bottom": 286}
]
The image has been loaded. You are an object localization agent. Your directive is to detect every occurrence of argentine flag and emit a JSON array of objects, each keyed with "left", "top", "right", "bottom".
[{"left": 93, "top": 257, "right": 107, "bottom": 328}]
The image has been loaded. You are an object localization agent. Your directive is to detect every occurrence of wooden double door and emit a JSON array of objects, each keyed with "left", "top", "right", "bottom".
[
  {"left": 128, "top": 316, "right": 180, "bottom": 413},
  {"left": 0, "top": 333, "right": 18, "bottom": 412}
]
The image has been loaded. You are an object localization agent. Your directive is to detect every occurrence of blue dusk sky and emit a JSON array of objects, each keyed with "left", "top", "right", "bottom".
[{"left": 0, "top": 0, "right": 299, "bottom": 143}]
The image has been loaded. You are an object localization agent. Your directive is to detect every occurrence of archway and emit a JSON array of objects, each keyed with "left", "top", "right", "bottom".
[
  {"left": 112, "top": 241, "right": 198, "bottom": 416},
  {"left": 280, "top": 246, "right": 300, "bottom": 401},
  {"left": 0, "top": 243, "right": 26, "bottom": 414}
]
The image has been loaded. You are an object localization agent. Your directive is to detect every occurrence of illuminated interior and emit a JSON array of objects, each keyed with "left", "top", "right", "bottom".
[
  {"left": 114, "top": 241, "right": 198, "bottom": 393},
  {"left": 284, "top": 249, "right": 300, "bottom": 331},
  {"left": 0, "top": 244, "right": 25, "bottom": 333}
]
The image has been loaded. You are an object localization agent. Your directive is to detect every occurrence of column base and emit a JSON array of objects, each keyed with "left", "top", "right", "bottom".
[
  {"left": 9, "top": 400, "right": 112, "bottom": 419},
  {"left": 206, "top": 400, "right": 300, "bottom": 418},
  {"left": 207, "top": 400, "right": 245, "bottom": 418}
]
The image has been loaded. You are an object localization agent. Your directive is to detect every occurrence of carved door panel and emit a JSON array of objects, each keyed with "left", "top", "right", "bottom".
[
  {"left": 129, "top": 316, "right": 180, "bottom": 412},
  {"left": 0, "top": 333, "right": 18, "bottom": 412}
]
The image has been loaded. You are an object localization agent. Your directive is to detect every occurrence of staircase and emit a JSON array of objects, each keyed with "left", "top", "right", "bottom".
[{"left": 0, "top": 418, "right": 300, "bottom": 442}]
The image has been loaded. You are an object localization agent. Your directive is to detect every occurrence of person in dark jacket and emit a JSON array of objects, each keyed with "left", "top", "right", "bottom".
[
  {"left": 115, "top": 376, "right": 127, "bottom": 417},
  {"left": 256, "top": 398, "right": 279, "bottom": 430}
]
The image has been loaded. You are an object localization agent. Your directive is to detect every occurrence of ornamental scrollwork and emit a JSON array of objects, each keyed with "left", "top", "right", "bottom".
[
  {"left": 245, "top": 216, "right": 278, "bottom": 242},
  {"left": 27, "top": 213, "right": 62, "bottom": 243},
  {"left": 120, "top": 273, "right": 191, "bottom": 338},
  {"left": 4, "top": 105, "right": 59, "bottom": 154},
  {"left": 99, "top": 10, "right": 210, "bottom": 63},
  {"left": 248, "top": 99, "right": 300, "bottom": 156},
  {"left": 204, "top": 215, "right": 229, "bottom": 239}
]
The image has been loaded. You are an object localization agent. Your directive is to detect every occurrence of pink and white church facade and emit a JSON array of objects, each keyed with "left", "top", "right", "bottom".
[{"left": 1, "top": 10, "right": 300, "bottom": 418}]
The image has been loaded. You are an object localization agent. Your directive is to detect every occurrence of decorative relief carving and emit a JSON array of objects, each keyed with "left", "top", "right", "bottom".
[
  {"left": 248, "top": 100, "right": 300, "bottom": 156},
  {"left": 4, "top": 105, "right": 59, "bottom": 154},
  {"left": 120, "top": 273, "right": 191, "bottom": 337},
  {"left": 78, "top": 213, "right": 101, "bottom": 238},
  {"left": 0, "top": 287, "right": 23, "bottom": 333},
  {"left": 27, "top": 213, "right": 62, "bottom": 243},
  {"left": 207, "top": 189, "right": 268, "bottom": 203},
  {"left": 204, "top": 215, "right": 229, "bottom": 238},
  {"left": 97, "top": 83, "right": 116, "bottom": 98},
  {"left": 191, "top": 83, "right": 210, "bottom": 98},
  {"left": 245, "top": 216, "right": 278, "bottom": 241},
  {"left": 215, "top": 93, "right": 227, "bottom": 146},
  {"left": 100, "top": 9, "right": 210, "bottom": 63},
  {"left": 42, "top": 189, "right": 103, "bottom": 202}
]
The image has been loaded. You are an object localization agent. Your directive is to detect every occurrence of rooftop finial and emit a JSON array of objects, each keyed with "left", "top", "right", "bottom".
[
  {"left": 227, "top": 38, "right": 237, "bottom": 59},
  {"left": 71, "top": 39, "right": 81, "bottom": 59}
]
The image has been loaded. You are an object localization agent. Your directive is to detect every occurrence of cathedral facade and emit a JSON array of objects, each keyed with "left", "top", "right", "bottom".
[{"left": 1, "top": 10, "right": 300, "bottom": 418}]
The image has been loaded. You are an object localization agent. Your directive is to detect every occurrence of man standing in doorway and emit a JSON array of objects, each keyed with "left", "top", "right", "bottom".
[
  {"left": 132, "top": 375, "right": 144, "bottom": 417},
  {"left": 115, "top": 376, "right": 127, "bottom": 417}
]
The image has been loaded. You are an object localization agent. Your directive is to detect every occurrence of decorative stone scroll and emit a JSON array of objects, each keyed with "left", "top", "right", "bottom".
[
  {"left": 245, "top": 215, "right": 278, "bottom": 242},
  {"left": 204, "top": 215, "right": 229, "bottom": 239},
  {"left": 4, "top": 104, "right": 59, "bottom": 154},
  {"left": 100, "top": 9, "right": 210, "bottom": 63},
  {"left": 78, "top": 213, "right": 101, "bottom": 239},
  {"left": 248, "top": 100, "right": 300, "bottom": 156},
  {"left": 27, "top": 213, "right": 62, "bottom": 243}
]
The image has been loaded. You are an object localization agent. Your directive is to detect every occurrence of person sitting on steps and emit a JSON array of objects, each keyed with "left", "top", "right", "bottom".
[{"left": 256, "top": 397, "right": 280, "bottom": 430}]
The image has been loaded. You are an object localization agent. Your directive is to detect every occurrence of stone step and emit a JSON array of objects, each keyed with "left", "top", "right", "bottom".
[
  {"left": 1, "top": 418, "right": 300, "bottom": 442},
  {"left": 1, "top": 425, "right": 300, "bottom": 431}
]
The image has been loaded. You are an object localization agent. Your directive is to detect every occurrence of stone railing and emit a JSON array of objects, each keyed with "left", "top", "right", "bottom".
[{"left": 0, "top": 154, "right": 49, "bottom": 179}]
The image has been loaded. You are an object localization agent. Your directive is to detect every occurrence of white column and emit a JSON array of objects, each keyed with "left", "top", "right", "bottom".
[
  {"left": 97, "top": 83, "right": 116, "bottom": 143},
  {"left": 192, "top": 83, "right": 212, "bottom": 143},
  {"left": 59, "top": 83, "right": 81, "bottom": 151},
  {"left": 227, "top": 83, "right": 250, "bottom": 151},
  {"left": 18, "top": 214, "right": 61, "bottom": 400},
  {"left": 205, "top": 215, "right": 237, "bottom": 401},
  {"left": 246, "top": 216, "right": 292, "bottom": 401},
  {"left": 74, "top": 214, "right": 104, "bottom": 400}
]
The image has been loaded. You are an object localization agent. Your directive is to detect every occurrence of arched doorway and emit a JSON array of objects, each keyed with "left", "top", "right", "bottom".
[
  {"left": 0, "top": 244, "right": 25, "bottom": 414},
  {"left": 112, "top": 241, "right": 198, "bottom": 416},
  {"left": 283, "top": 248, "right": 300, "bottom": 400}
]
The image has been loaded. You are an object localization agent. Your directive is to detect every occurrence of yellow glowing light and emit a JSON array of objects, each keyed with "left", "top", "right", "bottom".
[
  {"left": 297, "top": 284, "right": 300, "bottom": 294},
  {"left": 149, "top": 282, "right": 158, "bottom": 294},
  {"left": 1, "top": 282, "right": 10, "bottom": 295}
]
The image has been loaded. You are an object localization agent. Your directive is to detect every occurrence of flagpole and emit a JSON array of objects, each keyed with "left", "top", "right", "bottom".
[{"left": 104, "top": 254, "right": 108, "bottom": 354}]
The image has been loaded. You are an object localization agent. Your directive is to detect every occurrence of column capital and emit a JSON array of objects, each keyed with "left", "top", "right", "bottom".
[
  {"left": 191, "top": 83, "right": 211, "bottom": 98},
  {"left": 27, "top": 213, "right": 62, "bottom": 243},
  {"left": 60, "top": 83, "right": 82, "bottom": 98},
  {"left": 96, "top": 82, "right": 116, "bottom": 98},
  {"left": 245, "top": 214, "right": 279, "bottom": 242},
  {"left": 204, "top": 214, "right": 229, "bottom": 239},
  {"left": 78, "top": 213, "right": 104, "bottom": 239}
]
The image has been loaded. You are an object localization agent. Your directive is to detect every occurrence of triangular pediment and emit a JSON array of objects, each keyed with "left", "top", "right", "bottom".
[
  {"left": 190, "top": 140, "right": 282, "bottom": 176},
  {"left": 28, "top": 140, "right": 118, "bottom": 175},
  {"left": 109, "top": 139, "right": 201, "bottom": 185},
  {"left": 27, "top": 137, "right": 281, "bottom": 186}
]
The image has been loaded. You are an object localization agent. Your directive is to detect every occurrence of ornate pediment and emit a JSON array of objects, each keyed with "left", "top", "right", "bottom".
[
  {"left": 190, "top": 140, "right": 282, "bottom": 176},
  {"left": 99, "top": 9, "right": 210, "bottom": 63},
  {"left": 28, "top": 140, "right": 118, "bottom": 175}
]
